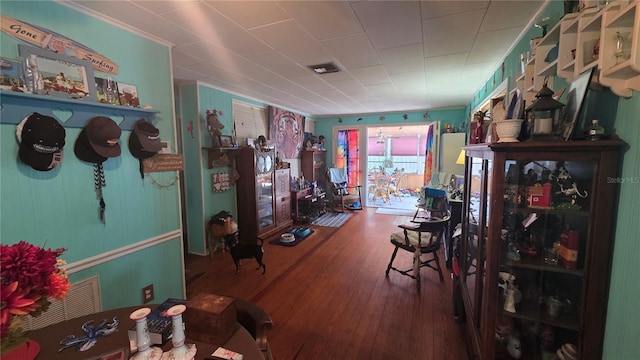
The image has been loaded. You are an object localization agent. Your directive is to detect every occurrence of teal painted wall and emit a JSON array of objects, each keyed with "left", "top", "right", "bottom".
[
  {"left": 314, "top": 109, "right": 466, "bottom": 165},
  {"left": 0, "top": 1, "right": 184, "bottom": 307},
  {"left": 178, "top": 82, "right": 266, "bottom": 256},
  {"left": 466, "top": 2, "right": 640, "bottom": 358}
]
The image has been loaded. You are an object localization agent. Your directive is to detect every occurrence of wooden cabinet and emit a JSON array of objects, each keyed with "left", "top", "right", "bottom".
[
  {"left": 301, "top": 150, "right": 328, "bottom": 193},
  {"left": 459, "top": 140, "right": 625, "bottom": 360},
  {"left": 236, "top": 148, "right": 292, "bottom": 243}
]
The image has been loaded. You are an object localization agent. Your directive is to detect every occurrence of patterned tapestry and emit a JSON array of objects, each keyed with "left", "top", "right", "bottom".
[
  {"left": 268, "top": 106, "right": 305, "bottom": 159},
  {"left": 336, "top": 129, "right": 360, "bottom": 186},
  {"left": 423, "top": 123, "right": 434, "bottom": 185}
]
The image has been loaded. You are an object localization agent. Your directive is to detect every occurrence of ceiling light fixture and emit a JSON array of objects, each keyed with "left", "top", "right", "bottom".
[
  {"left": 376, "top": 128, "right": 385, "bottom": 144},
  {"left": 308, "top": 62, "right": 340, "bottom": 74}
]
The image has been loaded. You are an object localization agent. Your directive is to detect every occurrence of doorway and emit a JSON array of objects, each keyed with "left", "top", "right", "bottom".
[{"left": 365, "top": 123, "right": 438, "bottom": 210}]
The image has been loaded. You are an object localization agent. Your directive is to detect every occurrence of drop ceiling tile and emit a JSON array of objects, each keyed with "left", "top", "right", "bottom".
[
  {"left": 249, "top": 20, "right": 331, "bottom": 64},
  {"left": 131, "top": 0, "right": 198, "bottom": 15},
  {"left": 481, "top": 1, "right": 543, "bottom": 32},
  {"left": 242, "top": 51, "right": 311, "bottom": 77},
  {"left": 377, "top": 44, "right": 425, "bottom": 74},
  {"left": 321, "top": 33, "right": 381, "bottom": 69},
  {"left": 161, "top": 2, "right": 271, "bottom": 55},
  {"left": 349, "top": 65, "right": 392, "bottom": 86},
  {"left": 424, "top": 53, "right": 468, "bottom": 78},
  {"left": 469, "top": 27, "right": 523, "bottom": 64},
  {"left": 278, "top": 1, "right": 363, "bottom": 40},
  {"left": 352, "top": 1, "right": 422, "bottom": 49},
  {"left": 422, "top": 9, "right": 484, "bottom": 57},
  {"left": 420, "top": 1, "right": 488, "bottom": 19},
  {"left": 205, "top": 1, "right": 291, "bottom": 29},
  {"left": 289, "top": 75, "right": 334, "bottom": 92},
  {"left": 172, "top": 50, "right": 205, "bottom": 68},
  {"left": 366, "top": 83, "right": 400, "bottom": 98}
]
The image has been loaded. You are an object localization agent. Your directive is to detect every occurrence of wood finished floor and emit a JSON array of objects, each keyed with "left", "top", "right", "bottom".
[{"left": 185, "top": 207, "right": 468, "bottom": 360}]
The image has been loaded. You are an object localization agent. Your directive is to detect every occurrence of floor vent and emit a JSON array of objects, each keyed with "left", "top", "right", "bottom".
[{"left": 22, "top": 276, "right": 102, "bottom": 331}]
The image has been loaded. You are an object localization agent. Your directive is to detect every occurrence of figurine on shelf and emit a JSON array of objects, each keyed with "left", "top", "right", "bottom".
[
  {"left": 506, "top": 242, "right": 521, "bottom": 261},
  {"left": 206, "top": 109, "right": 224, "bottom": 148},
  {"left": 473, "top": 111, "right": 487, "bottom": 144}
]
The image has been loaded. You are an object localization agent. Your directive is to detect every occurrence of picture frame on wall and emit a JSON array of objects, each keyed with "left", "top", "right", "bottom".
[
  {"left": 18, "top": 44, "right": 97, "bottom": 101},
  {"left": 219, "top": 135, "right": 233, "bottom": 148},
  {"left": 116, "top": 81, "right": 140, "bottom": 107},
  {"left": 0, "top": 57, "right": 24, "bottom": 91}
]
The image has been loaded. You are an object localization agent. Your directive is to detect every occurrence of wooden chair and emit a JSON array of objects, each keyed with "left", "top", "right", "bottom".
[
  {"left": 385, "top": 216, "right": 450, "bottom": 290},
  {"left": 388, "top": 169, "right": 404, "bottom": 200},
  {"left": 234, "top": 297, "right": 274, "bottom": 360},
  {"left": 328, "top": 167, "right": 363, "bottom": 212},
  {"left": 371, "top": 175, "right": 391, "bottom": 204}
]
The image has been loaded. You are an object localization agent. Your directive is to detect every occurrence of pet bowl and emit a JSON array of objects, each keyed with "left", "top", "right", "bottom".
[
  {"left": 280, "top": 233, "right": 295, "bottom": 243},
  {"left": 494, "top": 119, "right": 524, "bottom": 142}
]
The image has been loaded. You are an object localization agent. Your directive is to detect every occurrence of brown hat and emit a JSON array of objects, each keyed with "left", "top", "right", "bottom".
[{"left": 86, "top": 116, "right": 121, "bottom": 158}]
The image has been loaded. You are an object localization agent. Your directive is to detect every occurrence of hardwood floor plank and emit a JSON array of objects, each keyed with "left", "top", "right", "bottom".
[{"left": 185, "top": 207, "right": 468, "bottom": 359}]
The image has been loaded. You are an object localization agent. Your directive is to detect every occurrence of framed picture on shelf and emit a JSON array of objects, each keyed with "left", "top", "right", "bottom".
[
  {"left": 220, "top": 135, "right": 233, "bottom": 148},
  {"left": 116, "top": 81, "right": 140, "bottom": 107},
  {"left": 95, "top": 76, "right": 120, "bottom": 105},
  {"left": 560, "top": 68, "right": 593, "bottom": 140},
  {"left": 0, "top": 57, "right": 23, "bottom": 91},
  {"left": 18, "top": 44, "right": 96, "bottom": 101}
]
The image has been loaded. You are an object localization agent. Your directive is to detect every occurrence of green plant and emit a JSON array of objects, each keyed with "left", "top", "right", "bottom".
[{"left": 382, "top": 157, "right": 394, "bottom": 168}]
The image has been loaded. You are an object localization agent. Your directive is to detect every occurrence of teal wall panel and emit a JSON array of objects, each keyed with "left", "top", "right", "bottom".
[
  {"left": 0, "top": 1, "right": 183, "bottom": 309},
  {"left": 180, "top": 84, "right": 206, "bottom": 254}
]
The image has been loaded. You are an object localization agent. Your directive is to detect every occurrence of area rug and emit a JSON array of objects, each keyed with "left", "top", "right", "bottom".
[
  {"left": 310, "top": 212, "right": 352, "bottom": 227},
  {"left": 269, "top": 228, "right": 315, "bottom": 247},
  {"left": 375, "top": 208, "right": 416, "bottom": 216}
]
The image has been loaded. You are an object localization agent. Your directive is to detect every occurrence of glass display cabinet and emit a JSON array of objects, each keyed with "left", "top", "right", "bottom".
[
  {"left": 236, "top": 148, "right": 292, "bottom": 244},
  {"left": 459, "top": 140, "right": 625, "bottom": 360}
]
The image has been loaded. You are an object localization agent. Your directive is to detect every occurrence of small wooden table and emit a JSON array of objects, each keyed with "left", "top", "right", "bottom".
[
  {"left": 291, "top": 188, "right": 325, "bottom": 222},
  {"left": 30, "top": 305, "right": 264, "bottom": 360}
]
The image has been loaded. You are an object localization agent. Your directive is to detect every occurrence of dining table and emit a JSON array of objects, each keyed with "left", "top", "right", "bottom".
[{"left": 29, "top": 304, "right": 264, "bottom": 360}]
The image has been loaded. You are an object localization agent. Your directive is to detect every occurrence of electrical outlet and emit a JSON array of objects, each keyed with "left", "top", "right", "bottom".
[{"left": 142, "top": 284, "right": 154, "bottom": 304}]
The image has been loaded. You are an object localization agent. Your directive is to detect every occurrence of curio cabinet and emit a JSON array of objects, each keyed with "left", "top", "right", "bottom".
[{"left": 459, "top": 140, "right": 625, "bottom": 360}]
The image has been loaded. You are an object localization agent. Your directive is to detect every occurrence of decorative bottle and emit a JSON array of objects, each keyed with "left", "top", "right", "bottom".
[
  {"left": 586, "top": 119, "right": 604, "bottom": 141},
  {"left": 129, "top": 307, "right": 163, "bottom": 360}
]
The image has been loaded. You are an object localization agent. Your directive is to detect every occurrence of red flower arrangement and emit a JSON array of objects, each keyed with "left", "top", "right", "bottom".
[{"left": 0, "top": 241, "right": 70, "bottom": 353}]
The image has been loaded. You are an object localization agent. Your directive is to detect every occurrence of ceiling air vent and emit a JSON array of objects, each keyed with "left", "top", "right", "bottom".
[{"left": 308, "top": 62, "right": 340, "bottom": 74}]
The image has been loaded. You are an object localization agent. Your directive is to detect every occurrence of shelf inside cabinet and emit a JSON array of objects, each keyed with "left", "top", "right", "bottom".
[
  {"left": 504, "top": 205, "right": 590, "bottom": 217},
  {"left": 504, "top": 258, "right": 585, "bottom": 276},
  {"left": 498, "top": 300, "right": 580, "bottom": 331}
]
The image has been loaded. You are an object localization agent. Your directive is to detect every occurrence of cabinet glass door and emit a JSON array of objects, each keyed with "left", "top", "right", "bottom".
[
  {"left": 464, "top": 156, "right": 487, "bottom": 335},
  {"left": 495, "top": 159, "right": 595, "bottom": 359},
  {"left": 256, "top": 172, "right": 274, "bottom": 231}
]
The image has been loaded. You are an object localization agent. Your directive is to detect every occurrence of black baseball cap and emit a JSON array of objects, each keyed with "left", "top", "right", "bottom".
[{"left": 17, "top": 113, "right": 65, "bottom": 171}]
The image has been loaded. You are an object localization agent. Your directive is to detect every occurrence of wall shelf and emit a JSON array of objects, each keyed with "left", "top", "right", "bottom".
[{"left": 0, "top": 89, "right": 160, "bottom": 130}]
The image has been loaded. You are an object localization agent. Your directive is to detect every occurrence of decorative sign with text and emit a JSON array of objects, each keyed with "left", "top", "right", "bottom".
[
  {"left": 143, "top": 154, "right": 184, "bottom": 172},
  {"left": 1, "top": 16, "right": 119, "bottom": 75}
]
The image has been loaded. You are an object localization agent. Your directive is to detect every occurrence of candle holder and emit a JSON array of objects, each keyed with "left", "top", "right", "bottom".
[
  {"left": 161, "top": 304, "right": 196, "bottom": 360},
  {"left": 129, "top": 307, "right": 163, "bottom": 360}
]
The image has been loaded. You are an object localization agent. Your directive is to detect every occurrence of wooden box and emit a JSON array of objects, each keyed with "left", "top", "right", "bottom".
[{"left": 184, "top": 294, "right": 239, "bottom": 345}]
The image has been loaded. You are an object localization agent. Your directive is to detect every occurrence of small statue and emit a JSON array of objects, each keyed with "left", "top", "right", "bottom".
[{"left": 206, "top": 109, "right": 224, "bottom": 148}]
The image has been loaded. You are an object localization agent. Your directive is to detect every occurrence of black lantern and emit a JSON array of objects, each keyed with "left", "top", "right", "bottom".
[{"left": 525, "top": 77, "right": 565, "bottom": 140}]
